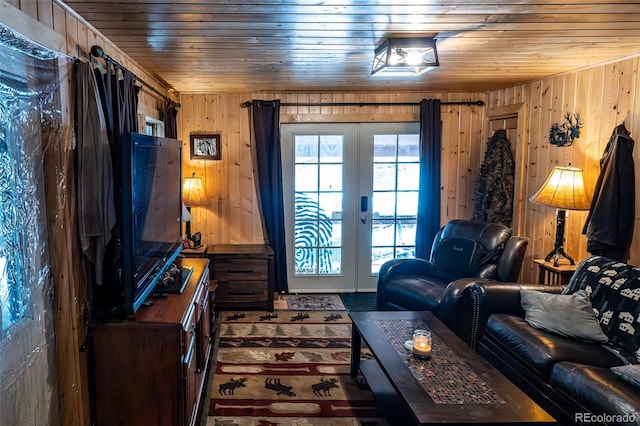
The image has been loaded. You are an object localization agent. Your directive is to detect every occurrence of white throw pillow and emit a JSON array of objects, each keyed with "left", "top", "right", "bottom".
[{"left": 520, "top": 289, "right": 608, "bottom": 343}]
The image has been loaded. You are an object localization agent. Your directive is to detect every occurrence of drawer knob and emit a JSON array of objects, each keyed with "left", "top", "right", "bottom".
[
  {"left": 227, "top": 268, "right": 255, "bottom": 273},
  {"left": 228, "top": 290, "right": 255, "bottom": 295}
]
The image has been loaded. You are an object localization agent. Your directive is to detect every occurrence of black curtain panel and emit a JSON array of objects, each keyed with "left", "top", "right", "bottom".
[
  {"left": 250, "top": 100, "right": 289, "bottom": 294},
  {"left": 88, "top": 61, "right": 139, "bottom": 294},
  {"left": 164, "top": 99, "right": 179, "bottom": 139},
  {"left": 113, "top": 69, "right": 139, "bottom": 140},
  {"left": 93, "top": 62, "right": 139, "bottom": 153},
  {"left": 415, "top": 99, "right": 442, "bottom": 259}
]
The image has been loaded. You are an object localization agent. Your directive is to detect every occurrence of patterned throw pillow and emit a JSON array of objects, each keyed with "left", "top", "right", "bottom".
[
  {"left": 564, "top": 256, "right": 640, "bottom": 361},
  {"left": 611, "top": 364, "right": 640, "bottom": 390}
]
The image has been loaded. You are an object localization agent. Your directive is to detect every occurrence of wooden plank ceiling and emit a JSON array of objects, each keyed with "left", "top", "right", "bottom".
[{"left": 62, "top": 0, "right": 640, "bottom": 93}]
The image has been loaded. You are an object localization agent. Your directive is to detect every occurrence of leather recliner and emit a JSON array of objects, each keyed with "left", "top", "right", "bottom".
[{"left": 376, "top": 219, "right": 528, "bottom": 328}]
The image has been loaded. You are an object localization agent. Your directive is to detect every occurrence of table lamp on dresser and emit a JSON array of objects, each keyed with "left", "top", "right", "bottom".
[{"left": 182, "top": 172, "right": 207, "bottom": 248}]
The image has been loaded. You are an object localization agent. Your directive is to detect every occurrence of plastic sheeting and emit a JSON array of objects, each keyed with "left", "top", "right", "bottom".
[{"left": 0, "top": 23, "right": 73, "bottom": 425}]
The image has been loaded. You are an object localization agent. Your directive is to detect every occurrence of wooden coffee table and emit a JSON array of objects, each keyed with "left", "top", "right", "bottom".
[{"left": 350, "top": 311, "right": 555, "bottom": 425}]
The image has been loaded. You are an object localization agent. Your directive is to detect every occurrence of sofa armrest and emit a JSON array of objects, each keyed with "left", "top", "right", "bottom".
[
  {"left": 437, "top": 278, "right": 478, "bottom": 330},
  {"left": 377, "top": 258, "right": 433, "bottom": 282},
  {"left": 376, "top": 258, "right": 435, "bottom": 309},
  {"left": 451, "top": 280, "right": 564, "bottom": 349},
  {"left": 472, "top": 281, "right": 563, "bottom": 316},
  {"left": 496, "top": 236, "right": 529, "bottom": 282}
]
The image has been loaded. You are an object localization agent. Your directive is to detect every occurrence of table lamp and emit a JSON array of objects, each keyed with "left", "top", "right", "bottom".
[
  {"left": 180, "top": 202, "right": 193, "bottom": 245},
  {"left": 529, "top": 166, "right": 591, "bottom": 266},
  {"left": 182, "top": 172, "right": 207, "bottom": 247}
]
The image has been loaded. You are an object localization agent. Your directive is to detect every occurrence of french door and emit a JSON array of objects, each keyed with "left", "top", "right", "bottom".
[{"left": 281, "top": 122, "right": 420, "bottom": 293}]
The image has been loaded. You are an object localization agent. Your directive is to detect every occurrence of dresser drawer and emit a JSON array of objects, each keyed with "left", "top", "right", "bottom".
[
  {"left": 212, "top": 258, "right": 269, "bottom": 281},
  {"left": 216, "top": 280, "right": 269, "bottom": 303},
  {"left": 208, "top": 244, "right": 274, "bottom": 310}
]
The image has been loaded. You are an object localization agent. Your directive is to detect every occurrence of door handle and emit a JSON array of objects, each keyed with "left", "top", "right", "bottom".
[
  {"left": 360, "top": 196, "right": 368, "bottom": 224},
  {"left": 360, "top": 196, "right": 368, "bottom": 212}
]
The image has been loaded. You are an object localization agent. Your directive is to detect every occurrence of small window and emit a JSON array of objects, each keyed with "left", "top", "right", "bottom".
[{"left": 145, "top": 117, "right": 164, "bottom": 137}]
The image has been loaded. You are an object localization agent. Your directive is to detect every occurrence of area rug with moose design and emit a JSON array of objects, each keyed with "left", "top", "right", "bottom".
[{"left": 207, "top": 310, "right": 387, "bottom": 425}]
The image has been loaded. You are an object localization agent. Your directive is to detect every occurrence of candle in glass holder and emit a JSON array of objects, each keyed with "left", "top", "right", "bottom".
[{"left": 412, "top": 330, "right": 432, "bottom": 359}]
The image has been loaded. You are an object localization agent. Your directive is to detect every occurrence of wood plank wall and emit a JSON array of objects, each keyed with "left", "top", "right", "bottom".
[
  {"left": 4, "top": 1, "right": 176, "bottom": 425},
  {"left": 180, "top": 55, "right": 640, "bottom": 288},
  {"left": 177, "top": 91, "right": 488, "bottom": 246},
  {"left": 490, "top": 56, "right": 640, "bottom": 283}
]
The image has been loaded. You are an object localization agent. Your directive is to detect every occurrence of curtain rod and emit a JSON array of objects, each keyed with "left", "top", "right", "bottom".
[
  {"left": 90, "top": 45, "right": 180, "bottom": 107},
  {"left": 241, "top": 100, "right": 484, "bottom": 108}
]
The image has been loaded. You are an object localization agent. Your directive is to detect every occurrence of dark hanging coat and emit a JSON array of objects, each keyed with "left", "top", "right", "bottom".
[
  {"left": 582, "top": 123, "right": 635, "bottom": 260},
  {"left": 473, "top": 129, "right": 515, "bottom": 226}
]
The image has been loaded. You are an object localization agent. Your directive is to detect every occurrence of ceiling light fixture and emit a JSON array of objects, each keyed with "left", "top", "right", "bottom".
[{"left": 371, "top": 37, "right": 439, "bottom": 77}]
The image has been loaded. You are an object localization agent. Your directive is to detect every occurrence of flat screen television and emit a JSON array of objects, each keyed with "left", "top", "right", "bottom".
[{"left": 116, "top": 133, "right": 184, "bottom": 314}]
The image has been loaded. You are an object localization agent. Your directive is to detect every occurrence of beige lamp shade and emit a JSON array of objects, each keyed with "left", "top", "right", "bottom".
[
  {"left": 529, "top": 166, "right": 590, "bottom": 211},
  {"left": 181, "top": 202, "right": 193, "bottom": 222},
  {"left": 183, "top": 173, "right": 207, "bottom": 206}
]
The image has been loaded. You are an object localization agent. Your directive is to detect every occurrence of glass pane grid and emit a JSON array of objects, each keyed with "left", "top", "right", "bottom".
[
  {"left": 370, "top": 132, "right": 419, "bottom": 274},
  {"left": 293, "top": 135, "right": 344, "bottom": 276}
]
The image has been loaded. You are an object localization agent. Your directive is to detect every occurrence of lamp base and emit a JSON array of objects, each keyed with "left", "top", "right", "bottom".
[
  {"left": 544, "top": 246, "right": 575, "bottom": 267},
  {"left": 544, "top": 208, "right": 575, "bottom": 267}
]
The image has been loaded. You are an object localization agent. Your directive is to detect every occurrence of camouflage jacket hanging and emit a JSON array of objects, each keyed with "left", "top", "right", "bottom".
[{"left": 473, "top": 129, "right": 515, "bottom": 226}]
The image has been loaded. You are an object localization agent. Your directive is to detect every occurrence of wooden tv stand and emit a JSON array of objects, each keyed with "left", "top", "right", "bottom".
[{"left": 93, "top": 258, "right": 213, "bottom": 426}]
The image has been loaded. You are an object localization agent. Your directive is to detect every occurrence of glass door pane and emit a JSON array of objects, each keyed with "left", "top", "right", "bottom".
[
  {"left": 293, "top": 134, "right": 343, "bottom": 275},
  {"left": 370, "top": 132, "right": 420, "bottom": 273},
  {"left": 357, "top": 122, "right": 419, "bottom": 291},
  {"left": 281, "top": 124, "right": 358, "bottom": 293}
]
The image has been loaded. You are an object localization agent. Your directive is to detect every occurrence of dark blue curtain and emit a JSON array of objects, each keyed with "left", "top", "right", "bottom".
[
  {"left": 415, "top": 99, "right": 442, "bottom": 259},
  {"left": 164, "top": 99, "right": 179, "bottom": 139},
  {"left": 250, "top": 100, "right": 288, "bottom": 294}
]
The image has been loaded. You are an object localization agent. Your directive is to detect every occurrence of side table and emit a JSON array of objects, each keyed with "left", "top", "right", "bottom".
[
  {"left": 533, "top": 259, "right": 576, "bottom": 286},
  {"left": 181, "top": 244, "right": 208, "bottom": 258}
]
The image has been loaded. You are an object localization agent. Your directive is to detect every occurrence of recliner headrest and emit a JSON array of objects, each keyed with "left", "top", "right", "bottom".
[{"left": 436, "top": 219, "right": 511, "bottom": 253}]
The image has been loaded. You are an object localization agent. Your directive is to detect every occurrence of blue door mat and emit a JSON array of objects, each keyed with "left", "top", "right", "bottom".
[{"left": 340, "top": 293, "right": 378, "bottom": 311}]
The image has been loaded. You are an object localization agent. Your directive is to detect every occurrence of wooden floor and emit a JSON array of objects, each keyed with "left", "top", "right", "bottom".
[{"left": 273, "top": 293, "right": 289, "bottom": 310}]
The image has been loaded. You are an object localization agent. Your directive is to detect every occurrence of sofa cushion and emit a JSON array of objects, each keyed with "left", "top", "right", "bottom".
[
  {"left": 484, "top": 314, "right": 623, "bottom": 378},
  {"left": 382, "top": 276, "right": 447, "bottom": 312},
  {"left": 550, "top": 362, "right": 640, "bottom": 423},
  {"left": 564, "top": 256, "right": 640, "bottom": 361},
  {"left": 611, "top": 365, "right": 640, "bottom": 390},
  {"left": 520, "top": 289, "right": 609, "bottom": 343}
]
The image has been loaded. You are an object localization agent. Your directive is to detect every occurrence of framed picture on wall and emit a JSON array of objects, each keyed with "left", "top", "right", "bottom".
[{"left": 190, "top": 133, "right": 221, "bottom": 160}]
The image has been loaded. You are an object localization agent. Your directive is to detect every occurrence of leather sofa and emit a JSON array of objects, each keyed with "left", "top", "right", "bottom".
[
  {"left": 464, "top": 256, "right": 640, "bottom": 425},
  {"left": 376, "top": 219, "right": 528, "bottom": 330}
]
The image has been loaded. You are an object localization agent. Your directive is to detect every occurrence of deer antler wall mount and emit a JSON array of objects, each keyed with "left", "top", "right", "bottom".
[{"left": 549, "top": 112, "right": 583, "bottom": 147}]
